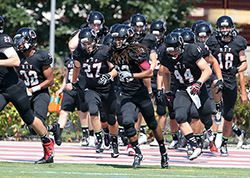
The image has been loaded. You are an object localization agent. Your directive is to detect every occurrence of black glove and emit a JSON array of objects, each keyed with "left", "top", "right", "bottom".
[
  {"left": 97, "top": 73, "right": 112, "bottom": 85},
  {"left": 119, "top": 71, "right": 133, "bottom": 82},
  {"left": 156, "top": 89, "right": 164, "bottom": 103},
  {"left": 165, "top": 91, "right": 174, "bottom": 107},
  {"left": 149, "top": 92, "right": 154, "bottom": 100},
  {"left": 190, "top": 81, "right": 202, "bottom": 95},
  {"left": 72, "top": 80, "right": 79, "bottom": 90},
  {"left": 228, "top": 66, "right": 239, "bottom": 75},
  {"left": 212, "top": 79, "right": 224, "bottom": 94}
]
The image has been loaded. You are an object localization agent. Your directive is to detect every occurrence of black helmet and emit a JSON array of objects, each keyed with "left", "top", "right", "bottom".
[
  {"left": 111, "top": 24, "right": 134, "bottom": 50},
  {"left": 172, "top": 28, "right": 184, "bottom": 36},
  {"left": 123, "top": 20, "right": 131, "bottom": 26},
  {"left": 110, "top": 24, "right": 120, "bottom": 33},
  {"left": 195, "top": 22, "right": 213, "bottom": 38},
  {"left": 150, "top": 20, "right": 166, "bottom": 35},
  {"left": 13, "top": 27, "right": 37, "bottom": 52},
  {"left": 78, "top": 28, "right": 97, "bottom": 54},
  {"left": 103, "top": 33, "right": 113, "bottom": 46},
  {"left": 130, "top": 14, "right": 147, "bottom": 35},
  {"left": 181, "top": 31, "right": 195, "bottom": 44},
  {"left": 183, "top": 27, "right": 192, "bottom": 31},
  {"left": 216, "top": 15, "right": 234, "bottom": 37},
  {"left": 164, "top": 32, "right": 184, "bottom": 60},
  {"left": 0, "top": 15, "right": 4, "bottom": 33},
  {"left": 87, "top": 11, "right": 105, "bottom": 25},
  {"left": 191, "top": 20, "right": 205, "bottom": 33}
]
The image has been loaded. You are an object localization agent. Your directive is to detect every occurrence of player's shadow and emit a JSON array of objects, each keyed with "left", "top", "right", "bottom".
[{"left": 96, "top": 164, "right": 162, "bottom": 169}]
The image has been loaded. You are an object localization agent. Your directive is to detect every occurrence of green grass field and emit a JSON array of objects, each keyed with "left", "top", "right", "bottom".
[{"left": 0, "top": 162, "right": 249, "bottom": 178}]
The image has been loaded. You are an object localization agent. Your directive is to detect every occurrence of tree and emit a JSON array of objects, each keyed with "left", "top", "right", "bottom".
[{"left": 1, "top": 0, "right": 203, "bottom": 66}]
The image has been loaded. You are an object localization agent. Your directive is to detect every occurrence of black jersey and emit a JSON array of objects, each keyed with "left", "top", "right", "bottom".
[
  {"left": 64, "top": 55, "right": 74, "bottom": 83},
  {"left": 206, "top": 35, "right": 247, "bottom": 76},
  {"left": 196, "top": 42, "right": 210, "bottom": 59},
  {"left": 135, "top": 33, "right": 157, "bottom": 50},
  {"left": 0, "top": 34, "right": 19, "bottom": 88},
  {"left": 73, "top": 45, "right": 111, "bottom": 92},
  {"left": 16, "top": 50, "right": 52, "bottom": 89},
  {"left": 109, "top": 45, "right": 150, "bottom": 95},
  {"left": 159, "top": 44, "right": 202, "bottom": 90}
]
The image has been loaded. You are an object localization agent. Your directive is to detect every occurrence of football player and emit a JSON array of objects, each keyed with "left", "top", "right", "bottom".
[
  {"left": 206, "top": 15, "right": 247, "bottom": 156},
  {"left": 105, "top": 24, "right": 169, "bottom": 168},
  {"left": 159, "top": 32, "right": 212, "bottom": 160},
  {"left": 72, "top": 28, "right": 119, "bottom": 158},
  {"left": 0, "top": 15, "right": 54, "bottom": 164}
]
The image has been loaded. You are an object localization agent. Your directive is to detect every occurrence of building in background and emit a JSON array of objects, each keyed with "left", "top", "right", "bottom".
[{"left": 188, "top": 0, "right": 250, "bottom": 75}]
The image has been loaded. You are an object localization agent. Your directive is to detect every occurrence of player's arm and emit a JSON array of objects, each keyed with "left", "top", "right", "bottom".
[
  {"left": 56, "top": 68, "right": 67, "bottom": 95},
  {"left": 72, "top": 60, "right": 81, "bottom": 83},
  {"left": 205, "top": 53, "right": 223, "bottom": 80},
  {"left": 237, "top": 50, "right": 247, "bottom": 73},
  {"left": 196, "top": 57, "right": 212, "bottom": 84},
  {"left": 238, "top": 71, "right": 248, "bottom": 104},
  {"left": 68, "top": 31, "right": 80, "bottom": 53},
  {"left": 0, "top": 47, "right": 20, "bottom": 67},
  {"left": 162, "top": 66, "right": 170, "bottom": 92},
  {"left": 133, "top": 60, "right": 153, "bottom": 79}
]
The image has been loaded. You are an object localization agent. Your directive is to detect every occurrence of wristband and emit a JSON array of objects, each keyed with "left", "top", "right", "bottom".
[{"left": 32, "top": 85, "right": 41, "bottom": 93}]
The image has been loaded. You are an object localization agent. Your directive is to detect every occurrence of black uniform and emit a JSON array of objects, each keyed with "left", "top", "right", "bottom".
[
  {"left": 206, "top": 35, "right": 247, "bottom": 121},
  {"left": 73, "top": 45, "right": 116, "bottom": 126},
  {"left": 159, "top": 44, "right": 212, "bottom": 126},
  {"left": 60, "top": 55, "right": 88, "bottom": 113},
  {"left": 16, "top": 50, "right": 52, "bottom": 124},
  {"left": 109, "top": 46, "right": 158, "bottom": 138},
  {"left": 0, "top": 34, "right": 34, "bottom": 125},
  {"left": 152, "top": 42, "right": 167, "bottom": 116}
]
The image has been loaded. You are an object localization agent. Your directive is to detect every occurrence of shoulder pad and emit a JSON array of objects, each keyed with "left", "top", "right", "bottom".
[
  {"left": 186, "top": 44, "right": 202, "bottom": 60},
  {"left": 232, "top": 35, "right": 247, "bottom": 50},
  {"left": 0, "top": 34, "right": 13, "bottom": 48},
  {"left": 36, "top": 50, "right": 53, "bottom": 65},
  {"left": 206, "top": 35, "right": 218, "bottom": 46},
  {"left": 141, "top": 34, "right": 157, "bottom": 49}
]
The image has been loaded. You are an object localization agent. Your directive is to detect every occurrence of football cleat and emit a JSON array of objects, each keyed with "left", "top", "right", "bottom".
[
  {"left": 88, "top": 136, "right": 96, "bottom": 146},
  {"left": 127, "top": 144, "right": 135, "bottom": 156},
  {"left": 149, "top": 138, "right": 158, "bottom": 147},
  {"left": 214, "top": 110, "right": 222, "bottom": 125},
  {"left": 53, "top": 123, "right": 62, "bottom": 146},
  {"left": 220, "top": 145, "right": 228, "bottom": 156},
  {"left": 237, "top": 130, "right": 246, "bottom": 149},
  {"left": 242, "top": 142, "right": 250, "bottom": 149},
  {"left": 104, "top": 133, "right": 110, "bottom": 147},
  {"left": 96, "top": 141, "right": 105, "bottom": 153},
  {"left": 132, "top": 154, "right": 143, "bottom": 168},
  {"left": 79, "top": 137, "right": 89, "bottom": 147},
  {"left": 35, "top": 139, "right": 54, "bottom": 164},
  {"left": 209, "top": 141, "right": 218, "bottom": 152},
  {"left": 161, "top": 152, "right": 169, "bottom": 169},
  {"left": 188, "top": 146, "right": 202, "bottom": 161},
  {"left": 138, "top": 133, "right": 147, "bottom": 145},
  {"left": 111, "top": 142, "right": 119, "bottom": 158},
  {"left": 168, "top": 140, "right": 178, "bottom": 149},
  {"left": 205, "top": 128, "right": 214, "bottom": 142}
]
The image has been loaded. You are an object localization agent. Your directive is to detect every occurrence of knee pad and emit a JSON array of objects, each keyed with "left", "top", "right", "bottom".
[
  {"left": 201, "top": 115, "right": 213, "bottom": 129},
  {"left": 80, "top": 102, "right": 88, "bottom": 112},
  {"left": 147, "top": 119, "right": 158, "bottom": 130},
  {"left": 156, "top": 104, "right": 166, "bottom": 116},
  {"left": 100, "top": 110, "right": 107, "bottom": 123},
  {"left": 88, "top": 104, "right": 99, "bottom": 116},
  {"left": 175, "top": 112, "right": 187, "bottom": 124},
  {"left": 223, "top": 107, "right": 234, "bottom": 122},
  {"left": 107, "top": 114, "right": 116, "bottom": 126},
  {"left": 28, "top": 125, "right": 37, "bottom": 135},
  {"left": 124, "top": 125, "right": 137, "bottom": 138}
]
